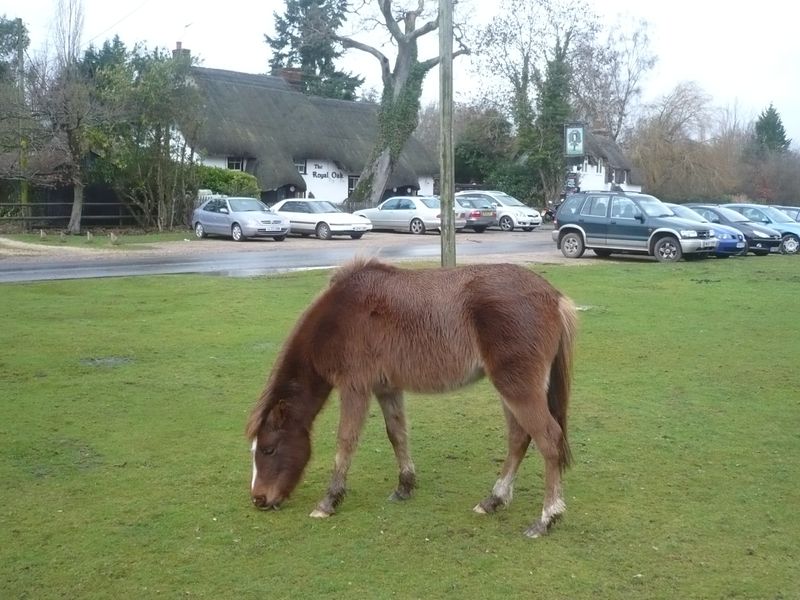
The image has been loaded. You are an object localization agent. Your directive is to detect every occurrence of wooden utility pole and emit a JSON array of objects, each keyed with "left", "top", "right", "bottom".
[
  {"left": 17, "top": 18, "right": 30, "bottom": 228},
  {"left": 439, "top": 0, "right": 456, "bottom": 266}
]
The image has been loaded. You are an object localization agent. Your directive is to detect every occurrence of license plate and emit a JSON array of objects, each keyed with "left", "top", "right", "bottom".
[
  {"left": 263, "top": 225, "right": 281, "bottom": 231},
  {"left": 736, "top": 242, "right": 745, "bottom": 248},
  {"left": 481, "top": 210, "right": 493, "bottom": 216},
  {"left": 703, "top": 240, "right": 716, "bottom": 248},
  {"left": 353, "top": 225, "right": 367, "bottom": 231}
]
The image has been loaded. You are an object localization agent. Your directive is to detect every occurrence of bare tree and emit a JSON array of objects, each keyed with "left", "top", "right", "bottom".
[
  {"left": 334, "top": 0, "right": 468, "bottom": 205},
  {"left": 53, "top": 0, "right": 84, "bottom": 68},
  {"left": 571, "top": 16, "right": 656, "bottom": 141}
]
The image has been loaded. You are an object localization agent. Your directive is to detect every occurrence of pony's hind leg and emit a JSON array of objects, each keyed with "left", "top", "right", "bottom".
[
  {"left": 505, "top": 396, "right": 567, "bottom": 538},
  {"left": 310, "top": 387, "right": 370, "bottom": 518},
  {"left": 474, "top": 404, "right": 530, "bottom": 514},
  {"left": 375, "top": 388, "right": 416, "bottom": 501}
]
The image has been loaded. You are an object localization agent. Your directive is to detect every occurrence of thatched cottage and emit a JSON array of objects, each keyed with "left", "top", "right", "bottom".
[{"left": 189, "top": 67, "right": 437, "bottom": 204}]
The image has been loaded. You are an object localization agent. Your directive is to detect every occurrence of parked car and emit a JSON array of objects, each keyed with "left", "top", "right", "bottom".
[
  {"left": 192, "top": 196, "right": 291, "bottom": 242},
  {"left": 270, "top": 199, "right": 372, "bottom": 240},
  {"left": 454, "top": 195, "right": 497, "bottom": 233},
  {"left": 665, "top": 203, "right": 746, "bottom": 257},
  {"left": 353, "top": 196, "right": 467, "bottom": 234},
  {"left": 721, "top": 204, "right": 800, "bottom": 254},
  {"left": 685, "top": 204, "right": 783, "bottom": 256},
  {"left": 552, "top": 191, "right": 716, "bottom": 262},
  {"left": 772, "top": 205, "right": 800, "bottom": 221},
  {"left": 455, "top": 190, "right": 542, "bottom": 232}
]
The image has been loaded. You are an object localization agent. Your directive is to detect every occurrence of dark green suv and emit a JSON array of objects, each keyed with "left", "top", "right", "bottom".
[{"left": 552, "top": 191, "right": 717, "bottom": 262}]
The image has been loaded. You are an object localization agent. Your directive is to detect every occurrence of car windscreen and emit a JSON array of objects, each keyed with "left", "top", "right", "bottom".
[
  {"left": 761, "top": 206, "right": 796, "bottom": 223},
  {"left": 669, "top": 204, "right": 706, "bottom": 221},
  {"left": 306, "top": 201, "right": 341, "bottom": 214},
  {"left": 229, "top": 198, "right": 267, "bottom": 212},
  {"left": 494, "top": 193, "right": 525, "bottom": 207},
  {"left": 709, "top": 206, "right": 750, "bottom": 222},
  {"left": 635, "top": 195, "right": 673, "bottom": 217}
]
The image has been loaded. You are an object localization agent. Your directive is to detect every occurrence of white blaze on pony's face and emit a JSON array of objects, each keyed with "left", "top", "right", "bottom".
[{"left": 250, "top": 439, "right": 258, "bottom": 492}]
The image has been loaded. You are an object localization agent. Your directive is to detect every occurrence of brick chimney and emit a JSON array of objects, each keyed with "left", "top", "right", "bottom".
[
  {"left": 173, "top": 41, "right": 191, "bottom": 60},
  {"left": 272, "top": 67, "right": 303, "bottom": 91}
]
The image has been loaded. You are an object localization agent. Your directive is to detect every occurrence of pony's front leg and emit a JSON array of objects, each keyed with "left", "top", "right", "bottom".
[
  {"left": 310, "top": 388, "right": 369, "bottom": 518},
  {"left": 375, "top": 388, "right": 416, "bottom": 501}
]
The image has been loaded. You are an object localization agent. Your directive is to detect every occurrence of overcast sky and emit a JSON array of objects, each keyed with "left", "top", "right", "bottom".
[{"left": 9, "top": 0, "right": 800, "bottom": 147}]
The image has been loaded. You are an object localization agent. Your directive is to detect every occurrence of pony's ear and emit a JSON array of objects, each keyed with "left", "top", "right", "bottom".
[{"left": 268, "top": 399, "right": 289, "bottom": 428}]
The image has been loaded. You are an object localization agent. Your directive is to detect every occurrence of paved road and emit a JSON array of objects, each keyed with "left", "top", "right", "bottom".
[{"left": 0, "top": 228, "right": 570, "bottom": 283}]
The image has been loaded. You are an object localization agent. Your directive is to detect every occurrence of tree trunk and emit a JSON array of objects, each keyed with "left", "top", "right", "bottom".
[{"left": 67, "top": 180, "right": 84, "bottom": 234}]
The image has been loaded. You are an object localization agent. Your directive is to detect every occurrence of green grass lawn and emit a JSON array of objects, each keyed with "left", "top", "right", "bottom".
[{"left": 1, "top": 258, "right": 798, "bottom": 599}]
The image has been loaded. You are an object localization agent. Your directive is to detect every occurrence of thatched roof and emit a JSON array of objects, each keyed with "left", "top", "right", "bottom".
[
  {"left": 189, "top": 67, "right": 437, "bottom": 192},
  {"left": 584, "top": 130, "right": 643, "bottom": 185}
]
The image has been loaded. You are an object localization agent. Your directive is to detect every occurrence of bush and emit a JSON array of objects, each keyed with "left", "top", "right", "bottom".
[{"left": 196, "top": 165, "right": 260, "bottom": 198}]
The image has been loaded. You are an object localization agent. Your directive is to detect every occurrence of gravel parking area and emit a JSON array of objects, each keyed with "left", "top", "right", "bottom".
[{"left": 0, "top": 227, "right": 588, "bottom": 266}]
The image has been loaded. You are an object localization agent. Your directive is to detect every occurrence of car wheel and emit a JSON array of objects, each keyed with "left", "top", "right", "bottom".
[
  {"left": 194, "top": 222, "right": 206, "bottom": 239},
  {"left": 316, "top": 222, "right": 333, "bottom": 240},
  {"left": 593, "top": 249, "right": 612, "bottom": 257},
  {"left": 560, "top": 232, "right": 585, "bottom": 258},
  {"left": 654, "top": 236, "right": 682, "bottom": 262},
  {"left": 499, "top": 215, "right": 514, "bottom": 232},
  {"left": 350, "top": 233, "right": 364, "bottom": 239},
  {"left": 780, "top": 234, "right": 799, "bottom": 254},
  {"left": 231, "top": 223, "right": 245, "bottom": 242},
  {"left": 473, "top": 226, "right": 486, "bottom": 233},
  {"left": 409, "top": 218, "right": 426, "bottom": 235},
  {"left": 273, "top": 235, "right": 286, "bottom": 242}
]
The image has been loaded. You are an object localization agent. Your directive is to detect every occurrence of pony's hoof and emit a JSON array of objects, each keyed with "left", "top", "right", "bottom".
[
  {"left": 524, "top": 520, "right": 549, "bottom": 538},
  {"left": 309, "top": 508, "right": 332, "bottom": 518},
  {"left": 474, "top": 495, "right": 504, "bottom": 514},
  {"left": 388, "top": 489, "right": 412, "bottom": 502}
]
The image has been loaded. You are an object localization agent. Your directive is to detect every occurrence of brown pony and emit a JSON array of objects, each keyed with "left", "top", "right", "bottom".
[{"left": 246, "top": 258, "right": 578, "bottom": 538}]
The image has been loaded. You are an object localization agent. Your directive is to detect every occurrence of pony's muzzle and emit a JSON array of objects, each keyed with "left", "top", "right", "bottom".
[{"left": 252, "top": 495, "right": 281, "bottom": 511}]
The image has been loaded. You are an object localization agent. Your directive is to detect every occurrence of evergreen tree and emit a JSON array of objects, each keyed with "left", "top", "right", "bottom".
[
  {"left": 266, "top": 0, "right": 362, "bottom": 100},
  {"left": 754, "top": 103, "right": 790, "bottom": 153},
  {"left": 526, "top": 37, "right": 573, "bottom": 206}
]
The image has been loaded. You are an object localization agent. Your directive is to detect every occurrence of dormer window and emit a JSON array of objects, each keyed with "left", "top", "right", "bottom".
[{"left": 294, "top": 159, "right": 307, "bottom": 174}]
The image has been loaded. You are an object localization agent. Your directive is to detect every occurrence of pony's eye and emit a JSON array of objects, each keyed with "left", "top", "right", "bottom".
[{"left": 260, "top": 446, "right": 276, "bottom": 456}]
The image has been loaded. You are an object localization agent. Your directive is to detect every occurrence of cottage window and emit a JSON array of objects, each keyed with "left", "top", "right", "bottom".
[
  {"left": 294, "top": 159, "right": 307, "bottom": 174},
  {"left": 227, "top": 157, "right": 244, "bottom": 171},
  {"left": 348, "top": 176, "right": 359, "bottom": 195}
]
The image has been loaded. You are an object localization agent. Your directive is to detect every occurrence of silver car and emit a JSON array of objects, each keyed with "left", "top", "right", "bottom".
[
  {"left": 354, "top": 196, "right": 467, "bottom": 234},
  {"left": 192, "top": 197, "right": 291, "bottom": 242},
  {"left": 455, "top": 190, "right": 542, "bottom": 232}
]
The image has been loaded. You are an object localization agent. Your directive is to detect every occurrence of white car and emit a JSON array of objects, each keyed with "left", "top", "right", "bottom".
[
  {"left": 270, "top": 199, "right": 373, "bottom": 240},
  {"left": 354, "top": 196, "right": 467, "bottom": 234},
  {"left": 455, "top": 190, "right": 542, "bottom": 232}
]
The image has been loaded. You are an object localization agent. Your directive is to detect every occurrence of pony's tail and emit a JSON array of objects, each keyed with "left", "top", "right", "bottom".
[{"left": 548, "top": 295, "right": 578, "bottom": 472}]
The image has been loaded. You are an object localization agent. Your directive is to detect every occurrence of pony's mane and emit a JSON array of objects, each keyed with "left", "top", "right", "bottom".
[
  {"left": 328, "top": 256, "right": 398, "bottom": 287},
  {"left": 246, "top": 260, "right": 389, "bottom": 440}
]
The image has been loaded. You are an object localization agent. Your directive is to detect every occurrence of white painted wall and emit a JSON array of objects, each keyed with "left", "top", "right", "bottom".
[{"left": 201, "top": 154, "right": 434, "bottom": 198}]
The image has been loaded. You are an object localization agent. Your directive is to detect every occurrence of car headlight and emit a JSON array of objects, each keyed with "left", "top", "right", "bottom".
[
  {"left": 680, "top": 230, "right": 698, "bottom": 238},
  {"left": 717, "top": 233, "right": 731, "bottom": 240},
  {"left": 752, "top": 230, "right": 769, "bottom": 238}
]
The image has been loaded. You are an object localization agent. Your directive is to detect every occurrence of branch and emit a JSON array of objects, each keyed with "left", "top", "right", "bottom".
[
  {"left": 379, "top": 0, "right": 405, "bottom": 42},
  {"left": 335, "top": 35, "right": 392, "bottom": 85},
  {"left": 409, "top": 15, "right": 439, "bottom": 41},
  {"left": 418, "top": 48, "right": 470, "bottom": 73}
]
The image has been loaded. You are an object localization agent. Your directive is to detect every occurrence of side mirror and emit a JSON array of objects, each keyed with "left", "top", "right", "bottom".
[
  {"left": 634, "top": 212, "right": 644, "bottom": 222},
  {"left": 220, "top": 207, "right": 229, "bottom": 214}
]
